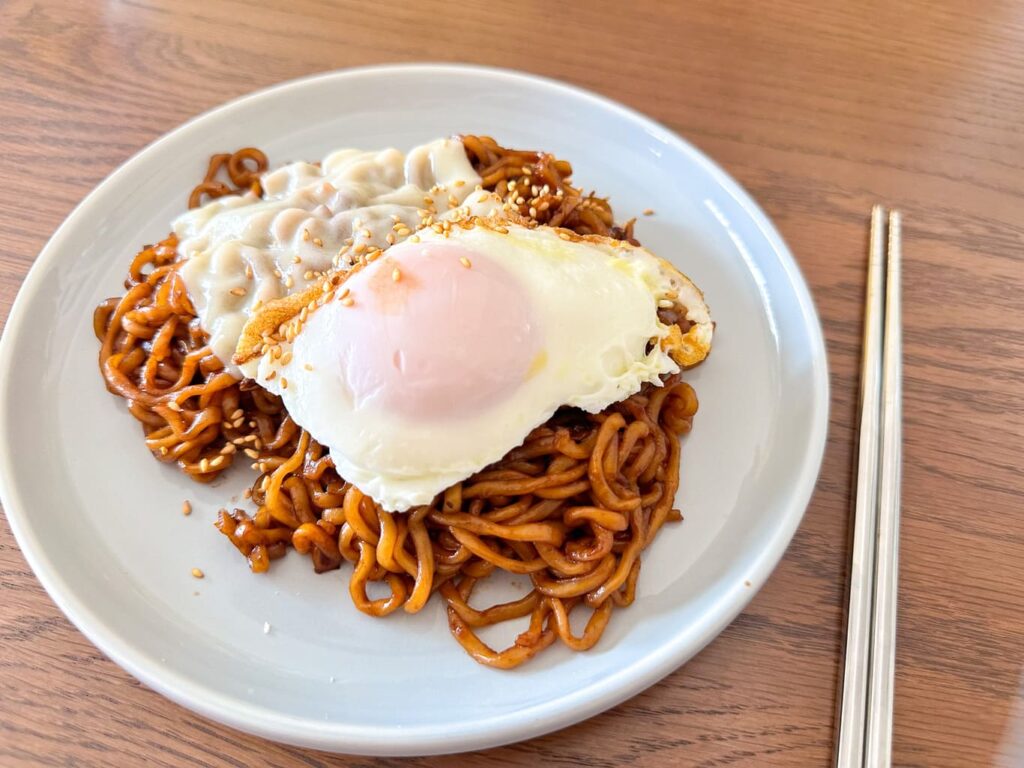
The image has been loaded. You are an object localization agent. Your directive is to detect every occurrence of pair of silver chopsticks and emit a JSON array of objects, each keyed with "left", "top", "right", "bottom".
[{"left": 836, "top": 207, "right": 903, "bottom": 768}]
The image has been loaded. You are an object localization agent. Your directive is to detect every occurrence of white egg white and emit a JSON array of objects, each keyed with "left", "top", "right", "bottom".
[{"left": 251, "top": 223, "right": 686, "bottom": 511}]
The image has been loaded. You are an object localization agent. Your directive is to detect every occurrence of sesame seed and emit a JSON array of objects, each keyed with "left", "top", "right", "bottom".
[
  {"left": 304, "top": 363, "right": 314, "bottom": 371},
  {"left": 182, "top": 500, "right": 192, "bottom": 516},
  {"left": 313, "top": 238, "right": 323, "bottom": 247},
  {"left": 230, "top": 287, "right": 246, "bottom": 297},
  {"left": 280, "top": 378, "right": 288, "bottom": 389},
  {"left": 658, "top": 299, "right": 674, "bottom": 308},
  {"left": 210, "top": 455, "right": 226, "bottom": 468},
  {"left": 459, "top": 256, "right": 472, "bottom": 269},
  {"left": 266, "top": 370, "right": 276, "bottom": 381},
  {"left": 293, "top": 255, "right": 302, "bottom": 264},
  {"left": 390, "top": 214, "right": 401, "bottom": 223},
  {"left": 243, "top": 488, "right": 252, "bottom": 499},
  {"left": 302, "top": 229, "right": 311, "bottom": 242},
  {"left": 199, "top": 458, "right": 210, "bottom": 473},
  {"left": 408, "top": 235, "right": 420, "bottom": 243},
  {"left": 529, "top": 207, "right": 537, "bottom": 218},
  {"left": 558, "top": 232, "right": 572, "bottom": 241},
  {"left": 192, "top": 568, "right": 204, "bottom": 579},
  {"left": 281, "top": 351, "right": 293, "bottom": 366},
  {"left": 166, "top": 401, "right": 182, "bottom": 412},
  {"left": 392, "top": 267, "right": 401, "bottom": 282},
  {"left": 159, "top": 446, "right": 168, "bottom": 456},
  {"left": 244, "top": 448, "right": 260, "bottom": 459},
  {"left": 643, "top": 208, "right": 655, "bottom": 216},
  {"left": 454, "top": 179, "right": 465, "bottom": 187},
  {"left": 284, "top": 275, "right": 294, "bottom": 289},
  {"left": 220, "top": 443, "right": 236, "bottom": 455},
  {"left": 361, "top": 228, "right": 372, "bottom": 239},
  {"left": 245, "top": 263, "right": 254, "bottom": 280},
  {"left": 341, "top": 296, "right": 354, "bottom": 307},
  {"left": 273, "top": 268, "right": 282, "bottom": 279}
]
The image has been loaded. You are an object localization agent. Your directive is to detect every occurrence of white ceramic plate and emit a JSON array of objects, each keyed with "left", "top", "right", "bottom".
[{"left": 0, "top": 65, "right": 828, "bottom": 756}]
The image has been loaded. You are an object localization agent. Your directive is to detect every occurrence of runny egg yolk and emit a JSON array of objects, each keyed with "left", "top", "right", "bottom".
[{"left": 332, "top": 241, "right": 541, "bottom": 419}]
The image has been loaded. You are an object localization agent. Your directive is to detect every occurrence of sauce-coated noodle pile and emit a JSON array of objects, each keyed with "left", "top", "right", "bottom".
[{"left": 95, "top": 140, "right": 699, "bottom": 667}]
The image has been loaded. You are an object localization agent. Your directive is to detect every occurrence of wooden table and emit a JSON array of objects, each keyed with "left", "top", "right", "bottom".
[{"left": 1, "top": 1, "right": 1021, "bottom": 765}]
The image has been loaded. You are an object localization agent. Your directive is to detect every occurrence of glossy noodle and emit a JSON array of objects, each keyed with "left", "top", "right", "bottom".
[{"left": 95, "top": 140, "right": 700, "bottom": 668}]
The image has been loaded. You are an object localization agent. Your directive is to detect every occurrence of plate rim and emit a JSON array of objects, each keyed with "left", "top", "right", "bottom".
[{"left": 0, "top": 63, "right": 830, "bottom": 755}]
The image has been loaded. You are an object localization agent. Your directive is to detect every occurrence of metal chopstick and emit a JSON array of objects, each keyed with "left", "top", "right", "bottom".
[
  {"left": 865, "top": 210, "right": 903, "bottom": 767},
  {"left": 836, "top": 205, "right": 887, "bottom": 768}
]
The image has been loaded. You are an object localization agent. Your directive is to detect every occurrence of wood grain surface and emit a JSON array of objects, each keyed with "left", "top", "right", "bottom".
[{"left": 1, "top": 1, "right": 1022, "bottom": 766}]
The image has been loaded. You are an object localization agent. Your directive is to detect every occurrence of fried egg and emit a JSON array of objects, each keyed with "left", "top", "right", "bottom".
[{"left": 236, "top": 220, "right": 711, "bottom": 511}]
